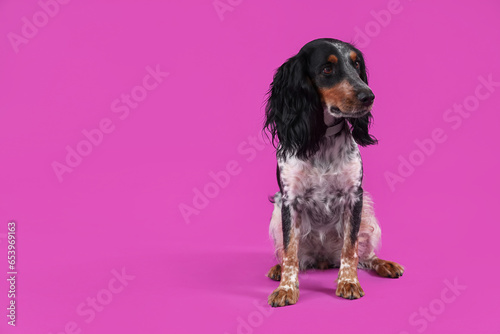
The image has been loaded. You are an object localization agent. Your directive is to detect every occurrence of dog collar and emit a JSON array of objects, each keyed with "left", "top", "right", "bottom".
[{"left": 325, "top": 120, "right": 345, "bottom": 137}]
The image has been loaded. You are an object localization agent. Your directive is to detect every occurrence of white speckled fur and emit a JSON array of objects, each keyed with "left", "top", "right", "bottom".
[{"left": 269, "top": 125, "right": 381, "bottom": 270}]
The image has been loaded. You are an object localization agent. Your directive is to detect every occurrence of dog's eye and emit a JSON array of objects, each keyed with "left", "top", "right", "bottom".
[
  {"left": 354, "top": 61, "right": 361, "bottom": 71},
  {"left": 322, "top": 66, "right": 333, "bottom": 75}
]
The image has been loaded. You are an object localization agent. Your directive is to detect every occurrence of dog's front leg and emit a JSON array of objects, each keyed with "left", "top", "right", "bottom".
[
  {"left": 268, "top": 203, "right": 300, "bottom": 307},
  {"left": 336, "top": 188, "right": 365, "bottom": 299}
]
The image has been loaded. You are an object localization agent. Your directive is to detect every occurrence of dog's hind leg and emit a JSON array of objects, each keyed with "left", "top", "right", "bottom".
[
  {"left": 357, "top": 193, "right": 405, "bottom": 278},
  {"left": 361, "top": 256, "right": 405, "bottom": 278},
  {"left": 266, "top": 264, "right": 281, "bottom": 281},
  {"left": 266, "top": 192, "right": 284, "bottom": 281}
]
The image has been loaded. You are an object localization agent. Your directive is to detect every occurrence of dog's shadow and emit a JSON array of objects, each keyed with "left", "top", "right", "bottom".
[
  {"left": 167, "top": 249, "right": 283, "bottom": 299},
  {"left": 168, "top": 249, "right": 387, "bottom": 302}
]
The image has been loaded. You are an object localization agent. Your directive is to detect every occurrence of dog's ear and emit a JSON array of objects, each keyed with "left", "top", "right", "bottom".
[
  {"left": 264, "top": 55, "right": 325, "bottom": 159},
  {"left": 347, "top": 54, "right": 378, "bottom": 147},
  {"left": 347, "top": 113, "right": 378, "bottom": 146}
]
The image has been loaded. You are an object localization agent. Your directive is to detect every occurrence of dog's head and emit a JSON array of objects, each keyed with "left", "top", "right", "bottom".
[{"left": 264, "top": 38, "right": 378, "bottom": 159}]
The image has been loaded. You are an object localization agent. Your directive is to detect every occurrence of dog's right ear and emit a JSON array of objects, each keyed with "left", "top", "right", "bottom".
[
  {"left": 263, "top": 55, "right": 325, "bottom": 160},
  {"left": 346, "top": 50, "right": 378, "bottom": 147}
]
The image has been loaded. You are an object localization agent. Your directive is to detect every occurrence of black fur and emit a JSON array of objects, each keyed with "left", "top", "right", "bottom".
[
  {"left": 264, "top": 38, "right": 377, "bottom": 159},
  {"left": 346, "top": 45, "right": 377, "bottom": 147},
  {"left": 264, "top": 54, "right": 326, "bottom": 160},
  {"left": 350, "top": 187, "right": 364, "bottom": 245},
  {"left": 281, "top": 203, "right": 292, "bottom": 250},
  {"left": 348, "top": 115, "right": 378, "bottom": 147},
  {"left": 276, "top": 165, "right": 283, "bottom": 193}
]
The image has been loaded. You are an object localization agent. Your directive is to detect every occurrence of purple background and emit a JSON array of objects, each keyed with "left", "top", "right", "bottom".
[{"left": 1, "top": 0, "right": 499, "bottom": 333}]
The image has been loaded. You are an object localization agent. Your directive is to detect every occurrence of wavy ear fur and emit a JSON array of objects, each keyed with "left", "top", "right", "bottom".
[
  {"left": 264, "top": 55, "right": 325, "bottom": 159},
  {"left": 346, "top": 56, "right": 378, "bottom": 147}
]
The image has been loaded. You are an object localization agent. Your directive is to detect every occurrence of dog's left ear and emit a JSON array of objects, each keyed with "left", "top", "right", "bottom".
[{"left": 347, "top": 54, "right": 378, "bottom": 147}]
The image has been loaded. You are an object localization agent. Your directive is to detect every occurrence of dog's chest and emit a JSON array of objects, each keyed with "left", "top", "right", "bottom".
[{"left": 279, "top": 134, "right": 362, "bottom": 211}]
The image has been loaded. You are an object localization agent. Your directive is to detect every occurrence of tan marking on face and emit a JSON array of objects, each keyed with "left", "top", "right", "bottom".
[
  {"left": 350, "top": 51, "right": 357, "bottom": 62},
  {"left": 328, "top": 55, "right": 338, "bottom": 64},
  {"left": 319, "top": 80, "right": 358, "bottom": 114}
]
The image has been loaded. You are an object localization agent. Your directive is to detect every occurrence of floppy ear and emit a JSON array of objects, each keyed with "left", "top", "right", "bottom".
[
  {"left": 264, "top": 55, "right": 325, "bottom": 159},
  {"left": 347, "top": 56, "right": 378, "bottom": 147},
  {"left": 348, "top": 113, "right": 378, "bottom": 147}
]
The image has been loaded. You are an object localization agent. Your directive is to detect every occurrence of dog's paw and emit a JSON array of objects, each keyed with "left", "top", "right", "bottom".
[
  {"left": 336, "top": 280, "right": 365, "bottom": 300},
  {"left": 374, "top": 259, "right": 404, "bottom": 278},
  {"left": 266, "top": 264, "right": 281, "bottom": 281},
  {"left": 268, "top": 286, "right": 299, "bottom": 307}
]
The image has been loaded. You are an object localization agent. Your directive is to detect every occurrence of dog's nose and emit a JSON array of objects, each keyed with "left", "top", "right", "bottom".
[{"left": 357, "top": 91, "right": 375, "bottom": 105}]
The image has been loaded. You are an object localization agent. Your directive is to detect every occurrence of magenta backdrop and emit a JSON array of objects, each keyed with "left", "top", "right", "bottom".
[{"left": 1, "top": 0, "right": 499, "bottom": 333}]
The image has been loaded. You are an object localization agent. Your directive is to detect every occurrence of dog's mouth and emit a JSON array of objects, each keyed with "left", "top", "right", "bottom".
[{"left": 329, "top": 104, "right": 372, "bottom": 118}]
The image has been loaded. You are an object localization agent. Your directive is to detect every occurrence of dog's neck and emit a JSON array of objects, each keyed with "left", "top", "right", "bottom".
[
  {"left": 325, "top": 119, "right": 345, "bottom": 137},
  {"left": 324, "top": 109, "right": 345, "bottom": 137}
]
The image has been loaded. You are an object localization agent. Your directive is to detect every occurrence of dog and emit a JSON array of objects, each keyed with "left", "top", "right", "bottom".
[{"left": 263, "top": 38, "right": 404, "bottom": 307}]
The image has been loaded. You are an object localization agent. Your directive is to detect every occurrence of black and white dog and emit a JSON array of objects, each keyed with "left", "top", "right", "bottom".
[{"left": 264, "top": 38, "right": 404, "bottom": 307}]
